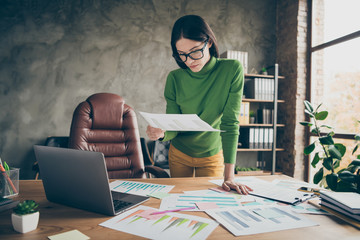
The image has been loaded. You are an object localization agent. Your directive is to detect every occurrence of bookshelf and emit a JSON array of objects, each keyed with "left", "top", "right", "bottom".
[{"left": 238, "top": 64, "right": 284, "bottom": 174}]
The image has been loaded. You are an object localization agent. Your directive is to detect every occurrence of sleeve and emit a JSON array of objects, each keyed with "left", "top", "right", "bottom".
[
  {"left": 220, "top": 61, "right": 244, "bottom": 164},
  {"left": 162, "top": 72, "right": 180, "bottom": 141}
]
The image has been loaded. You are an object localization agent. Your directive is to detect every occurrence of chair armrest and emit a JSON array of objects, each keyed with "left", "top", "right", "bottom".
[{"left": 145, "top": 166, "right": 170, "bottom": 178}]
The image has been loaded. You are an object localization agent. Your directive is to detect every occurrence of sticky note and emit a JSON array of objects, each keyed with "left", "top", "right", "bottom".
[{"left": 48, "top": 229, "right": 90, "bottom": 240}]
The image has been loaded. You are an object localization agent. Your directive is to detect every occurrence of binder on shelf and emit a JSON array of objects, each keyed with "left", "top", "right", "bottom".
[
  {"left": 220, "top": 50, "right": 248, "bottom": 74},
  {"left": 239, "top": 102, "right": 250, "bottom": 125},
  {"left": 244, "top": 77, "right": 275, "bottom": 100}
]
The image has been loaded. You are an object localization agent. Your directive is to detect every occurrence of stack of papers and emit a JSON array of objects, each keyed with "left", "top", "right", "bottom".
[{"left": 320, "top": 191, "right": 360, "bottom": 223}]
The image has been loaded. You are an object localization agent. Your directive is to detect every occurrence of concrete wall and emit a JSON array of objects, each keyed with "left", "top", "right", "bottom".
[{"left": 0, "top": 0, "right": 277, "bottom": 179}]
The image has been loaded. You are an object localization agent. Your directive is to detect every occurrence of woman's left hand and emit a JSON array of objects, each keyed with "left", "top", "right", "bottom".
[{"left": 222, "top": 179, "right": 253, "bottom": 195}]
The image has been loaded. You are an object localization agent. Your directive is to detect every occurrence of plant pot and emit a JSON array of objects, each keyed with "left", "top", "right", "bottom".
[{"left": 11, "top": 211, "right": 39, "bottom": 233}]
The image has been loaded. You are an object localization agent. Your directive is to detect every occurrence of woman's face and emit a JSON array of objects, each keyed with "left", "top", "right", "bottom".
[{"left": 175, "top": 38, "right": 212, "bottom": 72}]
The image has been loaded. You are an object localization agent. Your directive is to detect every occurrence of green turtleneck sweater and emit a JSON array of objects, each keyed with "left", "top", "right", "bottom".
[{"left": 162, "top": 56, "right": 244, "bottom": 164}]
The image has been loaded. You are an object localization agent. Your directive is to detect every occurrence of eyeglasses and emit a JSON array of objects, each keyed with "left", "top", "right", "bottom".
[{"left": 174, "top": 39, "right": 209, "bottom": 63}]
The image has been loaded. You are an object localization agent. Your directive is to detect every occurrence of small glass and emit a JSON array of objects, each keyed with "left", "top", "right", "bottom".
[{"left": 0, "top": 168, "right": 20, "bottom": 198}]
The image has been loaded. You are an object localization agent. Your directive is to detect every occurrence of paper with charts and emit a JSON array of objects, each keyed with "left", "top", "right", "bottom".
[
  {"left": 205, "top": 205, "right": 318, "bottom": 236},
  {"left": 139, "top": 111, "right": 220, "bottom": 132},
  {"left": 110, "top": 180, "right": 174, "bottom": 196},
  {"left": 99, "top": 205, "right": 218, "bottom": 240}
]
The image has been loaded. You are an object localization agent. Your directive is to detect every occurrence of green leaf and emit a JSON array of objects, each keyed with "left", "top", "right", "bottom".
[
  {"left": 300, "top": 121, "right": 313, "bottom": 127},
  {"left": 304, "top": 100, "right": 313, "bottom": 113},
  {"left": 328, "top": 145, "right": 342, "bottom": 160},
  {"left": 313, "top": 168, "right": 324, "bottom": 184},
  {"left": 311, "top": 153, "right": 320, "bottom": 168},
  {"left": 326, "top": 173, "right": 338, "bottom": 191},
  {"left": 349, "top": 159, "right": 360, "bottom": 167},
  {"left": 320, "top": 125, "right": 333, "bottom": 130},
  {"left": 323, "top": 157, "right": 333, "bottom": 171},
  {"left": 314, "top": 103, "right": 323, "bottom": 112},
  {"left": 352, "top": 144, "right": 359, "bottom": 155},
  {"left": 327, "top": 131, "right": 335, "bottom": 137},
  {"left": 355, "top": 134, "right": 360, "bottom": 141},
  {"left": 311, "top": 128, "right": 319, "bottom": 135},
  {"left": 319, "top": 135, "right": 334, "bottom": 145},
  {"left": 305, "top": 109, "right": 314, "bottom": 118},
  {"left": 336, "top": 180, "right": 357, "bottom": 192},
  {"left": 304, "top": 143, "right": 315, "bottom": 155},
  {"left": 338, "top": 171, "right": 356, "bottom": 182},
  {"left": 333, "top": 159, "right": 340, "bottom": 169},
  {"left": 315, "top": 111, "right": 328, "bottom": 120},
  {"left": 334, "top": 143, "right": 346, "bottom": 157}
]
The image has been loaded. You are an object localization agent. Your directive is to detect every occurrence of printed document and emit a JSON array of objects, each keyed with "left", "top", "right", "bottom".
[{"left": 139, "top": 111, "right": 220, "bottom": 132}]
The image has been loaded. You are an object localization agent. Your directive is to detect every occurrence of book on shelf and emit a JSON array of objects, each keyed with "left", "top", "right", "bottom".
[
  {"left": 244, "top": 77, "right": 275, "bottom": 100},
  {"left": 220, "top": 50, "right": 248, "bottom": 74},
  {"left": 239, "top": 127, "right": 274, "bottom": 149},
  {"left": 320, "top": 191, "right": 360, "bottom": 214},
  {"left": 257, "top": 108, "right": 273, "bottom": 124}
]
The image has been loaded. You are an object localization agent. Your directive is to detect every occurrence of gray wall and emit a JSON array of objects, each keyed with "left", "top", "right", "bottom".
[{"left": 0, "top": 0, "right": 277, "bottom": 179}]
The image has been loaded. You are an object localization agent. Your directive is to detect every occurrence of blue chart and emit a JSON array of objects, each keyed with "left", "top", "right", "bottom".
[
  {"left": 109, "top": 180, "right": 174, "bottom": 196},
  {"left": 206, "top": 205, "right": 318, "bottom": 236},
  {"left": 160, "top": 194, "right": 241, "bottom": 210}
]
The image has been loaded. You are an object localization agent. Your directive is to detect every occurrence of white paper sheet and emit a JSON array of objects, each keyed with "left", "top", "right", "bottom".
[
  {"left": 99, "top": 205, "right": 218, "bottom": 240},
  {"left": 205, "top": 205, "right": 318, "bottom": 236},
  {"left": 139, "top": 111, "right": 221, "bottom": 131},
  {"left": 209, "top": 177, "right": 314, "bottom": 205},
  {"left": 110, "top": 180, "right": 174, "bottom": 197}
]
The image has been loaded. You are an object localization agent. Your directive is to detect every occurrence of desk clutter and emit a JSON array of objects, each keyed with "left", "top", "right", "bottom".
[{"left": 98, "top": 177, "right": 332, "bottom": 239}]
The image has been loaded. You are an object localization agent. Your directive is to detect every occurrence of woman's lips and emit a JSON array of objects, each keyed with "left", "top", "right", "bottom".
[{"left": 190, "top": 64, "right": 198, "bottom": 69}]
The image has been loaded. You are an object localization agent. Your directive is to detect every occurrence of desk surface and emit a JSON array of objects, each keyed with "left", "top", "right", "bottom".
[{"left": 0, "top": 175, "right": 359, "bottom": 239}]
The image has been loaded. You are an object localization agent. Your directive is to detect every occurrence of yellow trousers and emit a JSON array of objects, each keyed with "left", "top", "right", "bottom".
[{"left": 168, "top": 144, "right": 224, "bottom": 177}]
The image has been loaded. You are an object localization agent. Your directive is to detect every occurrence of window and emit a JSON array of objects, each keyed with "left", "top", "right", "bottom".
[{"left": 310, "top": 0, "right": 360, "bottom": 181}]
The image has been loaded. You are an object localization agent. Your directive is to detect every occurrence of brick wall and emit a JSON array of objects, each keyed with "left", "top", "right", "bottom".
[{"left": 276, "top": 0, "right": 310, "bottom": 180}]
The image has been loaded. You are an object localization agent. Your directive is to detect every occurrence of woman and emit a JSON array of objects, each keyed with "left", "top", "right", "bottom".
[{"left": 146, "top": 15, "right": 252, "bottom": 195}]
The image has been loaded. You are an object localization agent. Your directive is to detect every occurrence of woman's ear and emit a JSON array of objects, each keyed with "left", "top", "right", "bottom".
[{"left": 208, "top": 39, "right": 213, "bottom": 48}]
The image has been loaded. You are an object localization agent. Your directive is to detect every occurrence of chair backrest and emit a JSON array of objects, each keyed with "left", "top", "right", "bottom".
[{"left": 68, "top": 93, "right": 145, "bottom": 179}]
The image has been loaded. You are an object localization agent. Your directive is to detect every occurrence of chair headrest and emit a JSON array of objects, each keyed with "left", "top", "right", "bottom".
[{"left": 86, "top": 93, "right": 124, "bottom": 129}]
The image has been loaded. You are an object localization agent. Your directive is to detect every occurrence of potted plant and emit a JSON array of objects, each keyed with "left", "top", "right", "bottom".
[
  {"left": 260, "top": 67, "right": 268, "bottom": 75},
  {"left": 11, "top": 200, "right": 39, "bottom": 233},
  {"left": 300, "top": 100, "right": 360, "bottom": 192},
  {"left": 249, "top": 111, "right": 256, "bottom": 124}
]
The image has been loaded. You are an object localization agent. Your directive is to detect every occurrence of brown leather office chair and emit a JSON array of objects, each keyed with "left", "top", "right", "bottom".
[{"left": 68, "top": 93, "right": 168, "bottom": 179}]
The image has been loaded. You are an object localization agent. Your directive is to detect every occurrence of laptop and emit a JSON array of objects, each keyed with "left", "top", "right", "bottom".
[{"left": 33, "top": 145, "right": 149, "bottom": 216}]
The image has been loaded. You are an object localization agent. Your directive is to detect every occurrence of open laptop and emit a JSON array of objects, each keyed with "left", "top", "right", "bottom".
[{"left": 33, "top": 145, "right": 149, "bottom": 216}]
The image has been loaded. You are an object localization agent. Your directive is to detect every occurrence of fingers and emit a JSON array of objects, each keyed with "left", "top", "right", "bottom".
[
  {"left": 146, "top": 125, "right": 165, "bottom": 141},
  {"left": 223, "top": 181, "right": 252, "bottom": 195}
]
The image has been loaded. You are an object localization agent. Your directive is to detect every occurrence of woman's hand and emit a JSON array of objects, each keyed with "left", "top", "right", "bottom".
[
  {"left": 146, "top": 125, "right": 165, "bottom": 141},
  {"left": 222, "top": 179, "right": 253, "bottom": 195}
]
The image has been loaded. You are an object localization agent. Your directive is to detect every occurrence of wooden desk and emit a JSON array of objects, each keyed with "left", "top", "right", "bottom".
[{"left": 0, "top": 175, "right": 358, "bottom": 239}]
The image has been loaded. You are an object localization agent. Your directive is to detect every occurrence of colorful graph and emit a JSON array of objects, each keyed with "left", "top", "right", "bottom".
[
  {"left": 109, "top": 180, "right": 174, "bottom": 196},
  {"left": 100, "top": 206, "right": 218, "bottom": 240}
]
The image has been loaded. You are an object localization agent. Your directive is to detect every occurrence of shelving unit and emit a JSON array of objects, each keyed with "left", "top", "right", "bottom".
[{"left": 238, "top": 64, "right": 284, "bottom": 174}]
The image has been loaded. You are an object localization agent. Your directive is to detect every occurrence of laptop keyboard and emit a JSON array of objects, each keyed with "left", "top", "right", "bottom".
[{"left": 113, "top": 199, "right": 132, "bottom": 212}]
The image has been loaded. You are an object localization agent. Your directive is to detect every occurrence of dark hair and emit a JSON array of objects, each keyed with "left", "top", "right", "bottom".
[{"left": 171, "top": 15, "right": 219, "bottom": 69}]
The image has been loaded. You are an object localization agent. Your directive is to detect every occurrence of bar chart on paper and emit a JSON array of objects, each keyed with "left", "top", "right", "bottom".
[
  {"left": 109, "top": 180, "right": 174, "bottom": 196},
  {"left": 205, "top": 205, "right": 318, "bottom": 236},
  {"left": 100, "top": 206, "right": 218, "bottom": 240}
]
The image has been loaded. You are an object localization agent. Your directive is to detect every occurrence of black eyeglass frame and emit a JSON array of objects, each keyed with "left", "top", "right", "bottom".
[{"left": 173, "top": 39, "right": 209, "bottom": 63}]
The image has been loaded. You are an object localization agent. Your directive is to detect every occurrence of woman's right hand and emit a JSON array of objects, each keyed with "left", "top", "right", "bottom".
[{"left": 146, "top": 125, "right": 165, "bottom": 141}]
